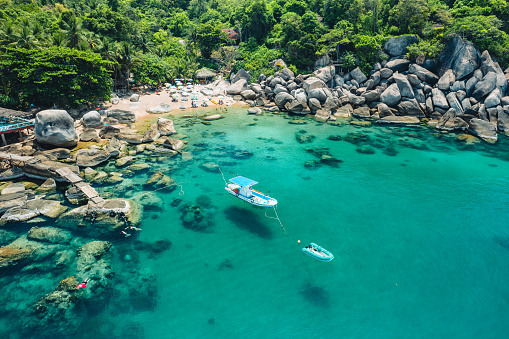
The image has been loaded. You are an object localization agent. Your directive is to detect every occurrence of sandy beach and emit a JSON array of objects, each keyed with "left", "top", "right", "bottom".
[{"left": 109, "top": 84, "right": 241, "bottom": 121}]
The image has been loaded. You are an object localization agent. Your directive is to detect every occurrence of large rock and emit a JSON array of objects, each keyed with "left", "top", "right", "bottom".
[
  {"left": 361, "top": 89, "right": 381, "bottom": 102},
  {"left": 480, "top": 50, "right": 504, "bottom": 76},
  {"left": 308, "top": 98, "right": 321, "bottom": 112},
  {"left": 284, "top": 100, "right": 310, "bottom": 114},
  {"left": 0, "top": 192, "right": 31, "bottom": 214},
  {"left": 231, "top": 69, "right": 251, "bottom": 84},
  {"left": 308, "top": 88, "right": 329, "bottom": 104},
  {"left": 226, "top": 78, "right": 248, "bottom": 95},
  {"left": 466, "top": 70, "right": 482, "bottom": 96},
  {"left": 314, "top": 54, "right": 330, "bottom": 69},
  {"left": 377, "top": 116, "right": 420, "bottom": 124},
  {"left": 274, "top": 92, "right": 295, "bottom": 108},
  {"left": 437, "top": 69, "right": 455, "bottom": 91},
  {"left": 280, "top": 68, "right": 295, "bottom": 81},
  {"left": 393, "top": 73, "right": 414, "bottom": 98},
  {"left": 241, "top": 90, "right": 257, "bottom": 100},
  {"left": 432, "top": 88, "right": 449, "bottom": 110},
  {"left": 446, "top": 92, "right": 464, "bottom": 114},
  {"left": 103, "top": 137, "right": 127, "bottom": 157},
  {"left": 0, "top": 199, "right": 67, "bottom": 225},
  {"left": 146, "top": 103, "right": 173, "bottom": 114},
  {"left": 385, "top": 59, "right": 411, "bottom": 73},
  {"left": 437, "top": 35, "right": 481, "bottom": 79},
  {"left": 130, "top": 93, "right": 140, "bottom": 102},
  {"left": 82, "top": 111, "right": 102, "bottom": 128},
  {"left": 468, "top": 118, "right": 498, "bottom": 142},
  {"left": 380, "top": 83, "right": 401, "bottom": 107},
  {"left": 397, "top": 99, "right": 425, "bottom": 117},
  {"left": 58, "top": 199, "right": 141, "bottom": 234},
  {"left": 157, "top": 117, "right": 176, "bottom": 135},
  {"left": 377, "top": 103, "right": 394, "bottom": 117},
  {"left": 484, "top": 88, "right": 502, "bottom": 108},
  {"left": 79, "top": 128, "right": 100, "bottom": 143},
  {"left": 75, "top": 149, "right": 111, "bottom": 167},
  {"left": 436, "top": 108, "right": 468, "bottom": 131},
  {"left": 294, "top": 88, "right": 308, "bottom": 105},
  {"left": 1, "top": 183, "right": 25, "bottom": 195},
  {"left": 34, "top": 110, "right": 78, "bottom": 148},
  {"left": 384, "top": 35, "right": 419, "bottom": 57},
  {"left": 498, "top": 105, "right": 509, "bottom": 132},
  {"left": 302, "top": 77, "right": 326, "bottom": 94},
  {"left": 472, "top": 72, "right": 497, "bottom": 100},
  {"left": 352, "top": 106, "right": 370, "bottom": 118},
  {"left": 349, "top": 67, "right": 367, "bottom": 84},
  {"left": 107, "top": 109, "right": 136, "bottom": 123}
]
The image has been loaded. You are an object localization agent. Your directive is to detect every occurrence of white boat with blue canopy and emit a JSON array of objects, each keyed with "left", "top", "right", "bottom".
[
  {"left": 302, "top": 243, "right": 334, "bottom": 262},
  {"left": 225, "top": 176, "right": 277, "bottom": 207}
]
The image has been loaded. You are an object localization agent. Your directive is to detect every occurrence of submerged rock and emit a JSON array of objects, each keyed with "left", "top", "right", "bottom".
[
  {"left": 27, "top": 226, "right": 72, "bottom": 244},
  {"left": 0, "top": 246, "right": 34, "bottom": 269}
]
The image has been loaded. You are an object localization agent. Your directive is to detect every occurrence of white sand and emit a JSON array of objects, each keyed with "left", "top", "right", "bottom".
[{"left": 108, "top": 84, "right": 238, "bottom": 120}]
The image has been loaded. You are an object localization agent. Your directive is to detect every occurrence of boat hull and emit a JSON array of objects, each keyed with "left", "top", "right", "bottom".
[
  {"left": 302, "top": 243, "right": 334, "bottom": 262},
  {"left": 225, "top": 187, "right": 277, "bottom": 207}
]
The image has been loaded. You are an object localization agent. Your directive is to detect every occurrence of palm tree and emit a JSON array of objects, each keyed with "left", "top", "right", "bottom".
[
  {"left": 0, "top": 19, "right": 16, "bottom": 46},
  {"left": 118, "top": 41, "right": 140, "bottom": 91},
  {"left": 49, "top": 31, "right": 68, "bottom": 47},
  {"left": 135, "top": 33, "right": 154, "bottom": 54},
  {"left": 14, "top": 20, "right": 38, "bottom": 49},
  {"left": 62, "top": 14, "right": 87, "bottom": 49},
  {"left": 101, "top": 38, "right": 120, "bottom": 91},
  {"left": 81, "top": 31, "right": 102, "bottom": 51}
]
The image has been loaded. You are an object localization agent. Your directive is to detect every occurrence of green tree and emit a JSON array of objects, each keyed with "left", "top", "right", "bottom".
[
  {"left": 242, "top": 0, "right": 274, "bottom": 43},
  {"left": 195, "top": 22, "right": 227, "bottom": 58},
  {"left": 389, "top": 0, "right": 430, "bottom": 34},
  {"left": 0, "top": 46, "right": 111, "bottom": 107}
]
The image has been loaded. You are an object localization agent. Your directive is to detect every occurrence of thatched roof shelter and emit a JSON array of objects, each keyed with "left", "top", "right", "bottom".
[{"left": 195, "top": 68, "right": 216, "bottom": 79}]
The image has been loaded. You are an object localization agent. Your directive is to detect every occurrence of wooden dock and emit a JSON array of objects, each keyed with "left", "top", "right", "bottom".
[
  {"left": 0, "top": 151, "right": 104, "bottom": 204},
  {"left": 55, "top": 167, "right": 105, "bottom": 204}
]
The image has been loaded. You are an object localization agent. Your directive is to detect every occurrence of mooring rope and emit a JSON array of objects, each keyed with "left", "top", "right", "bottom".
[
  {"left": 265, "top": 206, "right": 286, "bottom": 233},
  {"left": 217, "top": 165, "right": 228, "bottom": 186}
]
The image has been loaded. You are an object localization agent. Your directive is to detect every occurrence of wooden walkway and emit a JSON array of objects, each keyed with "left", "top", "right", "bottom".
[
  {"left": 55, "top": 167, "right": 105, "bottom": 204},
  {"left": 0, "top": 151, "right": 104, "bottom": 204}
]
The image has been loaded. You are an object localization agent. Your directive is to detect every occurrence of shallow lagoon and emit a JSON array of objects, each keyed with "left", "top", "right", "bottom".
[{"left": 3, "top": 108, "right": 509, "bottom": 338}]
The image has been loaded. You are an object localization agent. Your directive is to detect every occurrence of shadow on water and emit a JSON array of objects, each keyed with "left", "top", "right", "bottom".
[
  {"left": 493, "top": 236, "right": 509, "bottom": 251},
  {"left": 299, "top": 283, "right": 330, "bottom": 308},
  {"left": 224, "top": 206, "right": 274, "bottom": 239}
]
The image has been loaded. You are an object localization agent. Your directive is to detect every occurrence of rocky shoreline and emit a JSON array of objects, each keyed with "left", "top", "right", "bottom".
[{"left": 211, "top": 34, "right": 508, "bottom": 144}]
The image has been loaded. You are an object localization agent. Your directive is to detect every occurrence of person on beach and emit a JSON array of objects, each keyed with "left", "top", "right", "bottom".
[{"left": 76, "top": 278, "right": 90, "bottom": 289}]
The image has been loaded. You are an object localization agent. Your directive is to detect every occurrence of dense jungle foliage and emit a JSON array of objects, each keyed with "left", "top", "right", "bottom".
[{"left": 1, "top": 0, "right": 509, "bottom": 108}]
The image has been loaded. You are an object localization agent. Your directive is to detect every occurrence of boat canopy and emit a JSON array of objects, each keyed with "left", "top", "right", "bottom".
[{"left": 230, "top": 176, "right": 258, "bottom": 187}]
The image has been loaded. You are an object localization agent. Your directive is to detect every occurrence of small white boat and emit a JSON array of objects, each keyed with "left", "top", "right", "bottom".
[
  {"left": 225, "top": 176, "right": 277, "bottom": 207},
  {"left": 302, "top": 243, "right": 334, "bottom": 262}
]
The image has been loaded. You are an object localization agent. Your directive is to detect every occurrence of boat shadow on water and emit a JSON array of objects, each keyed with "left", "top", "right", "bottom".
[
  {"left": 223, "top": 206, "right": 274, "bottom": 240},
  {"left": 299, "top": 283, "right": 330, "bottom": 308}
]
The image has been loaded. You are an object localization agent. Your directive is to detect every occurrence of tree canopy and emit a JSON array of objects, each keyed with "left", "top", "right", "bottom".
[{"left": 1, "top": 0, "right": 509, "bottom": 109}]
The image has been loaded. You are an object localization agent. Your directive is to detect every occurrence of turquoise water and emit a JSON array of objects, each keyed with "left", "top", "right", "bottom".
[{"left": 4, "top": 108, "right": 509, "bottom": 338}]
